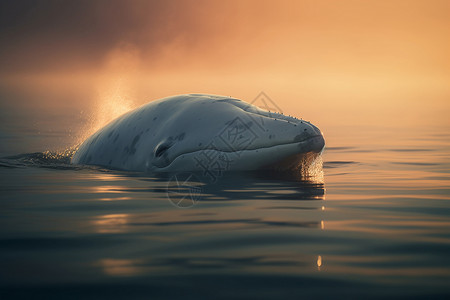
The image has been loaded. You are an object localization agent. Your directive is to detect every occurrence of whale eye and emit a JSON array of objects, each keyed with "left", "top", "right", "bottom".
[{"left": 155, "top": 143, "right": 171, "bottom": 157}]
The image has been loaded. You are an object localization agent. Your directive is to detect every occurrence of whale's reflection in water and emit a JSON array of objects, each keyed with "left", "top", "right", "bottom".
[{"left": 81, "top": 169, "right": 327, "bottom": 280}]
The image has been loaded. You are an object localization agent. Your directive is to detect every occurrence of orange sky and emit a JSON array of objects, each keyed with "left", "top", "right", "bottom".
[{"left": 0, "top": 0, "right": 449, "bottom": 136}]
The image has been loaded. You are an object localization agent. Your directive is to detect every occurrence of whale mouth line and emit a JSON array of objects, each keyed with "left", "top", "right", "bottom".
[{"left": 154, "top": 135, "right": 324, "bottom": 170}]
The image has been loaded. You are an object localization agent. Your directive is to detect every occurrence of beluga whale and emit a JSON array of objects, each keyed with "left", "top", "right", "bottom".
[{"left": 71, "top": 94, "right": 325, "bottom": 173}]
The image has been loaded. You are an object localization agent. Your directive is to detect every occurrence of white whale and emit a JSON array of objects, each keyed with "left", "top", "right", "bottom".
[{"left": 71, "top": 94, "right": 325, "bottom": 172}]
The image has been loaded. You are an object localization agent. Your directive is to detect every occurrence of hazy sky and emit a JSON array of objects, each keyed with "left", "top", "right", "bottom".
[
  {"left": 1, "top": 0, "right": 448, "bottom": 74},
  {"left": 0, "top": 0, "right": 449, "bottom": 139}
]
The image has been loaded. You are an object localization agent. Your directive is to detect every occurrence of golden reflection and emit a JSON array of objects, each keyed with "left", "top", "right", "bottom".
[
  {"left": 86, "top": 173, "right": 133, "bottom": 200},
  {"left": 299, "top": 153, "right": 325, "bottom": 183},
  {"left": 99, "top": 196, "right": 132, "bottom": 201},
  {"left": 86, "top": 172, "right": 124, "bottom": 182},
  {"left": 42, "top": 148, "right": 78, "bottom": 161},
  {"left": 98, "top": 258, "right": 144, "bottom": 277},
  {"left": 308, "top": 155, "right": 325, "bottom": 183},
  {"left": 317, "top": 255, "right": 323, "bottom": 271},
  {"left": 92, "top": 214, "right": 129, "bottom": 233},
  {"left": 89, "top": 179, "right": 133, "bottom": 201},
  {"left": 91, "top": 185, "right": 126, "bottom": 194},
  {"left": 321, "top": 220, "right": 325, "bottom": 230}
]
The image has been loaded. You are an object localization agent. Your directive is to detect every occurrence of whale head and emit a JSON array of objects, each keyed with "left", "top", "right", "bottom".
[
  {"left": 144, "top": 94, "right": 324, "bottom": 172},
  {"left": 71, "top": 94, "right": 325, "bottom": 173}
]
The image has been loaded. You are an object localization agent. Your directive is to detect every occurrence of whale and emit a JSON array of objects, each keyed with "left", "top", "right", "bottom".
[{"left": 71, "top": 94, "right": 325, "bottom": 173}]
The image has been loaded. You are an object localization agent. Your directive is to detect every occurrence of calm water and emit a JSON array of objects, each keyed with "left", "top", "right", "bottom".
[{"left": 0, "top": 119, "right": 449, "bottom": 299}]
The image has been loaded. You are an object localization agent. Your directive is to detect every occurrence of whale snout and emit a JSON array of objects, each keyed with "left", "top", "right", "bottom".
[
  {"left": 305, "top": 134, "right": 325, "bottom": 153},
  {"left": 296, "top": 122, "right": 324, "bottom": 153}
]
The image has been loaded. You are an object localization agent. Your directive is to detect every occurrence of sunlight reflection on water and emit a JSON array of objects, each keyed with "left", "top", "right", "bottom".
[{"left": 0, "top": 126, "right": 449, "bottom": 299}]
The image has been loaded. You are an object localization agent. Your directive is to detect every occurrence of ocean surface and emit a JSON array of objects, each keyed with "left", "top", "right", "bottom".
[{"left": 0, "top": 116, "right": 449, "bottom": 299}]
